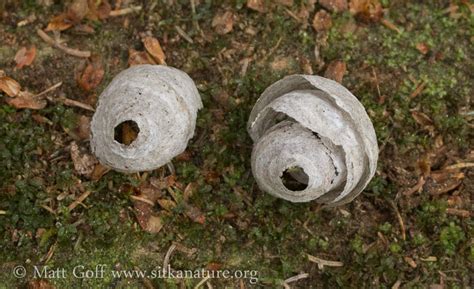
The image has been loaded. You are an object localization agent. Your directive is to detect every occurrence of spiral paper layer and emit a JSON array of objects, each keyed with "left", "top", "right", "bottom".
[
  {"left": 248, "top": 75, "right": 378, "bottom": 206},
  {"left": 91, "top": 65, "right": 202, "bottom": 173}
]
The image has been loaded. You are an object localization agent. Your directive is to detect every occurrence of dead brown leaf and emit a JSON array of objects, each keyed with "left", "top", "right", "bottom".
[
  {"left": 212, "top": 11, "right": 234, "bottom": 35},
  {"left": 75, "top": 115, "right": 91, "bottom": 140},
  {"left": 132, "top": 183, "right": 165, "bottom": 234},
  {"left": 90, "top": 163, "right": 110, "bottom": 181},
  {"left": 184, "top": 204, "right": 205, "bottom": 224},
  {"left": 77, "top": 58, "right": 104, "bottom": 91},
  {"left": 416, "top": 43, "right": 430, "bottom": 55},
  {"left": 45, "top": 14, "right": 73, "bottom": 31},
  {"left": 319, "top": 0, "right": 348, "bottom": 13},
  {"left": 271, "top": 57, "right": 292, "bottom": 71},
  {"left": 324, "top": 60, "right": 346, "bottom": 83},
  {"left": 70, "top": 141, "right": 97, "bottom": 177},
  {"left": 5, "top": 91, "right": 47, "bottom": 110},
  {"left": 128, "top": 49, "right": 155, "bottom": 66},
  {"left": 312, "top": 10, "right": 332, "bottom": 32},
  {"left": 247, "top": 0, "right": 266, "bottom": 13},
  {"left": 157, "top": 199, "right": 177, "bottom": 211},
  {"left": 349, "top": 0, "right": 383, "bottom": 22},
  {"left": 14, "top": 46, "right": 37, "bottom": 69},
  {"left": 67, "top": 0, "right": 89, "bottom": 23},
  {"left": 143, "top": 37, "right": 166, "bottom": 65},
  {"left": 411, "top": 110, "right": 433, "bottom": 127},
  {"left": 0, "top": 76, "right": 21, "bottom": 97},
  {"left": 425, "top": 170, "right": 464, "bottom": 195},
  {"left": 145, "top": 215, "right": 163, "bottom": 233}
]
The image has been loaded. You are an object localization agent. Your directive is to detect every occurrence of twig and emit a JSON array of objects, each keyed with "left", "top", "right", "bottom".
[
  {"left": 130, "top": 195, "right": 155, "bottom": 206},
  {"left": 389, "top": 200, "right": 406, "bottom": 241},
  {"left": 284, "top": 8, "right": 301, "bottom": 22},
  {"left": 109, "top": 5, "right": 142, "bottom": 17},
  {"left": 0, "top": 210, "right": 6, "bottom": 215},
  {"left": 372, "top": 67, "right": 381, "bottom": 99},
  {"left": 443, "top": 162, "right": 474, "bottom": 170},
  {"left": 163, "top": 243, "right": 177, "bottom": 271},
  {"left": 175, "top": 25, "right": 194, "bottom": 44},
  {"left": 60, "top": 96, "right": 95, "bottom": 111},
  {"left": 446, "top": 208, "right": 471, "bottom": 218},
  {"left": 402, "top": 176, "right": 425, "bottom": 196},
  {"left": 194, "top": 277, "right": 211, "bottom": 289},
  {"left": 37, "top": 29, "right": 91, "bottom": 58},
  {"left": 259, "top": 37, "right": 282, "bottom": 63},
  {"left": 410, "top": 81, "right": 426, "bottom": 99},
  {"left": 68, "top": 191, "right": 92, "bottom": 211},
  {"left": 307, "top": 254, "right": 343, "bottom": 269},
  {"left": 40, "top": 204, "right": 56, "bottom": 215},
  {"left": 283, "top": 273, "right": 309, "bottom": 288},
  {"left": 380, "top": 19, "right": 401, "bottom": 33},
  {"left": 35, "top": 82, "right": 62, "bottom": 99}
]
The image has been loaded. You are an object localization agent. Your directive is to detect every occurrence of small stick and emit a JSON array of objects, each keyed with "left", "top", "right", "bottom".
[
  {"left": 37, "top": 29, "right": 91, "bottom": 58},
  {"left": 194, "top": 277, "right": 211, "bottom": 289},
  {"left": 68, "top": 191, "right": 92, "bottom": 211},
  {"left": 175, "top": 25, "right": 194, "bottom": 44},
  {"left": 446, "top": 208, "right": 471, "bottom": 218},
  {"left": 60, "top": 96, "right": 95, "bottom": 111},
  {"left": 35, "top": 82, "right": 62, "bottom": 98},
  {"left": 109, "top": 5, "right": 142, "bottom": 17},
  {"left": 130, "top": 195, "right": 155, "bottom": 206},
  {"left": 380, "top": 19, "right": 401, "bottom": 33},
  {"left": 443, "top": 162, "right": 474, "bottom": 170},
  {"left": 389, "top": 200, "right": 406, "bottom": 241},
  {"left": 163, "top": 243, "right": 177, "bottom": 271},
  {"left": 307, "top": 254, "right": 343, "bottom": 269},
  {"left": 283, "top": 273, "right": 309, "bottom": 288},
  {"left": 0, "top": 210, "right": 6, "bottom": 215}
]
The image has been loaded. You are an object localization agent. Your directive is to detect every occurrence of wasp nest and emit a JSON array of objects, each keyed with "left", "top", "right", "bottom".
[
  {"left": 91, "top": 65, "right": 202, "bottom": 173},
  {"left": 248, "top": 75, "right": 378, "bottom": 206}
]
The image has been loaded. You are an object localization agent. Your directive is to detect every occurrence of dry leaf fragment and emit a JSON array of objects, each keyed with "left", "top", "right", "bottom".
[
  {"left": 143, "top": 37, "right": 166, "bottom": 65},
  {"left": 14, "top": 46, "right": 37, "bottom": 69},
  {"left": 77, "top": 59, "right": 104, "bottom": 91},
  {"left": 75, "top": 115, "right": 91, "bottom": 140},
  {"left": 411, "top": 110, "right": 433, "bottom": 126},
  {"left": 146, "top": 215, "right": 163, "bottom": 233},
  {"left": 45, "top": 14, "right": 73, "bottom": 31},
  {"left": 307, "top": 254, "right": 344, "bottom": 269},
  {"left": 349, "top": 0, "right": 383, "bottom": 22},
  {"left": 128, "top": 49, "right": 155, "bottom": 66},
  {"left": 184, "top": 204, "right": 205, "bottom": 224},
  {"left": 70, "top": 141, "right": 98, "bottom": 177},
  {"left": 90, "top": 163, "right": 110, "bottom": 181},
  {"left": 212, "top": 11, "right": 234, "bottom": 35},
  {"left": 0, "top": 76, "right": 21, "bottom": 97},
  {"left": 312, "top": 10, "right": 332, "bottom": 32},
  {"left": 157, "top": 199, "right": 177, "bottom": 211},
  {"left": 5, "top": 91, "right": 47, "bottom": 110},
  {"left": 247, "top": 0, "right": 266, "bottom": 13},
  {"left": 324, "top": 60, "right": 346, "bottom": 83},
  {"left": 67, "top": 0, "right": 89, "bottom": 23},
  {"left": 416, "top": 43, "right": 430, "bottom": 55},
  {"left": 319, "top": 0, "right": 348, "bottom": 13},
  {"left": 97, "top": 0, "right": 112, "bottom": 20}
]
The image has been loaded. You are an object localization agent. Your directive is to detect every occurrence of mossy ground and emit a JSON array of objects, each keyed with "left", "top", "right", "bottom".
[{"left": 0, "top": 0, "right": 472, "bottom": 288}]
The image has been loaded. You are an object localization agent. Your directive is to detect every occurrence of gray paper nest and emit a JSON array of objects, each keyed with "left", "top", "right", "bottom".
[
  {"left": 90, "top": 65, "right": 202, "bottom": 173},
  {"left": 247, "top": 75, "right": 378, "bottom": 206}
]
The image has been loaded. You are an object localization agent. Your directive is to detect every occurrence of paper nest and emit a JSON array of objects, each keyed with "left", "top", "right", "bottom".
[
  {"left": 248, "top": 75, "right": 378, "bottom": 206},
  {"left": 90, "top": 65, "right": 202, "bottom": 173}
]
